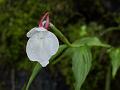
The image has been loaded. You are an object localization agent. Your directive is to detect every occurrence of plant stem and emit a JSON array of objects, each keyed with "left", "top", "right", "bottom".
[
  {"left": 50, "top": 23, "right": 111, "bottom": 48},
  {"left": 26, "top": 63, "right": 41, "bottom": 90},
  {"left": 50, "top": 23, "right": 90, "bottom": 48},
  {"left": 105, "top": 65, "right": 111, "bottom": 90},
  {"left": 50, "top": 23, "right": 73, "bottom": 47},
  {"left": 100, "top": 26, "right": 120, "bottom": 36}
]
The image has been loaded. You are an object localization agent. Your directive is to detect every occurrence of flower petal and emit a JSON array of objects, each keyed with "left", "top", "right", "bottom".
[
  {"left": 26, "top": 28, "right": 59, "bottom": 67},
  {"left": 44, "top": 31, "right": 59, "bottom": 55},
  {"left": 27, "top": 27, "right": 38, "bottom": 38},
  {"left": 26, "top": 27, "right": 47, "bottom": 38}
]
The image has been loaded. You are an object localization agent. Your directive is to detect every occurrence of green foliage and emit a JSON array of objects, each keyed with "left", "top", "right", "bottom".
[
  {"left": 26, "top": 63, "right": 42, "bottom": 90},
  {"left": 74, "top": 37, "right": 110, "bottom": 47},
  {"left": 25, "top": 24, "right": 119, "bottom": 90},
  {"left": 72, "top": 46, "right": 92, "bottom": 90},
  {"left": 109, "top": 48, "right": 120, "bottom": 78}
]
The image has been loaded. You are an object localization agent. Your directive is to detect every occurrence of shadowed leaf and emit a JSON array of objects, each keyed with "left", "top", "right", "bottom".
[
  {"left": 72, "top": 46, "right": 92, "bottom": 90},
  {"left": 109, "top": 48, "right": 120, "bottom": 78}
]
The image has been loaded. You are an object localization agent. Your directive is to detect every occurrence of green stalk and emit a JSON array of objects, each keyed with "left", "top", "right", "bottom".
[
  {"left": 100, "top": 26, "right": 120, "bottom": 36},
  {"left": 26, "top": 63, "right": 42, "bottom": 90},
  {"left": 50, "top": 23, "right": 73, "bottom": 47},
  {"left": 105, "top": 65, "right": 111, "bottom": 90},
  {"left": 50, "top": 23, "right": 111, "bottom": 48}
]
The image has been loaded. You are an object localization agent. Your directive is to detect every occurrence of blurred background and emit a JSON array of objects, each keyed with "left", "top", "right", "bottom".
[{"left": 0, "top": 0, "right": 120, "bottom": 90}]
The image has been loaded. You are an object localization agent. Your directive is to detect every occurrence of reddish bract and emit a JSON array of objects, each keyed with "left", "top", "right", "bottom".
[{"left": 39, "top": 12, "right": 49, "bottom": 29}]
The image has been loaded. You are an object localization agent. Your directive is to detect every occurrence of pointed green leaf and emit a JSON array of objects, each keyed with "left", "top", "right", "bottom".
[
  {"left": 109, "top": 48, "right": 120, "bottom": 78},
  {"left": 72, "top": 46, "right": 92, "bottom": 90},
  {"left": 74, "top": 37, "right": 110, "bottom": 47},
  {"left": 26, "top": 63, "right": 41, "bottom": 90}
]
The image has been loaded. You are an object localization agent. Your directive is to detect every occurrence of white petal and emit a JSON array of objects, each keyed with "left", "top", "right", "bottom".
[
  {"left": 26, "top": 34, "right": 51, "bottom": 66},
  {"left": 27, "top": 27, "right": 38, "bottom": 38},
  {"left": 26, "top": 27, "right": 47, "bottom": 38},
  {"left": 44, "top": 31, "right": 59, "bottom": 55},
  {"left": 26, "top": 28, "right": 59, "bottom": 67},
  {"left": 39, "top": 60, "right": 49, "bottom": 67}
]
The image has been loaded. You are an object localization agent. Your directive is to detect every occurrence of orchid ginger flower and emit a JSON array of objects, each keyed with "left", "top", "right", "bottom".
[{"left": 26, "top": 12, "right": 59, "bottom": 67}]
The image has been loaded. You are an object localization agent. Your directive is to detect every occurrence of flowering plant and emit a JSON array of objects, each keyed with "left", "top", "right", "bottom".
[
  {"left": 24, "top": 12, "right": 120, "bottom": 90},
  {"left": 26, "top": 12, "right": 59, "bottom": 67}
]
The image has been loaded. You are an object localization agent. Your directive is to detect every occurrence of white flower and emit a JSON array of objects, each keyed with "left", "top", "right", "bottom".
[{"left": 26, "top": 27, "right": 59, "bottom": 67}]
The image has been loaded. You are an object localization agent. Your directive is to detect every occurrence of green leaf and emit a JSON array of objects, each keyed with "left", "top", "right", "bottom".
[
  {"left": 72, "top": 46, "right": 92, "bottom": 90},
  {"left": 109, "top": 48, "right": 120, "bottom": 78},
  {"left": 25, "top": 63, "right": 42, "bottom": 90},
  {"left": 74, "top": 37, "right": 110, "bottom": 47}
]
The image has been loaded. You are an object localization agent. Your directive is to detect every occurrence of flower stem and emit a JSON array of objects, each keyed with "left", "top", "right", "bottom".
[
  {"left": 50, "top": 23, "right": 111, "bottom": 48},
  {"left": 100, "top": 26, "right": 120, "bottom": 36},
  {"left": 105, "top": 65, "right": 111, "bottom": 90},
  {"left": 50, "top": 23, "right": 73, "bottom": 47}
]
